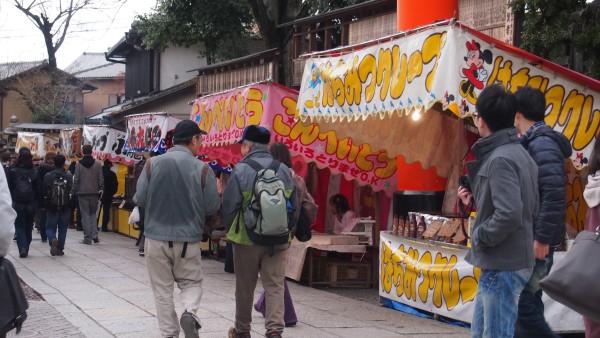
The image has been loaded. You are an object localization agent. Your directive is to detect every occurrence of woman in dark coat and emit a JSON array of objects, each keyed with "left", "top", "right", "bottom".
[{"left": 8, "top": 148, "right": 39, "bottom": 257}]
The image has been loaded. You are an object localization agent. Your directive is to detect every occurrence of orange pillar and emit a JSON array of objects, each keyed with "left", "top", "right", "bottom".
[
  {"left": 396, "top": 156, "right": 447, "bottom": 192},
  {"left": 397, "top": 0, "right": 458, "bottom": 32}
]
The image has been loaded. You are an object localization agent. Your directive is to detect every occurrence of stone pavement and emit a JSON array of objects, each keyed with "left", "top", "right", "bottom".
[{"left": 6, "top": 230, "right": 470, "bottom": 338}]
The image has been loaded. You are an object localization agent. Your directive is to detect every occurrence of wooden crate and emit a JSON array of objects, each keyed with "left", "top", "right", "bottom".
[{"left": 326, "top": 261, "right": 372, "bottom": 288}]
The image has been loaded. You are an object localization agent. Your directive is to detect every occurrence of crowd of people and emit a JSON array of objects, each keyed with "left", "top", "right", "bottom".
[{"left": 2, "top": 143, "right": 118, "bottom": 258}]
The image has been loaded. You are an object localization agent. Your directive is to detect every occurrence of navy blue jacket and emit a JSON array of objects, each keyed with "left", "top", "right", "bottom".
[{"left": 521, "top": 125, "right": 572, "bottom": 246}]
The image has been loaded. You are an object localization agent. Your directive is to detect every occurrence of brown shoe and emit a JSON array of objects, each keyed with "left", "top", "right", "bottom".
[{"left": 228, "top": 328, "right": 251, "bottom": 338}]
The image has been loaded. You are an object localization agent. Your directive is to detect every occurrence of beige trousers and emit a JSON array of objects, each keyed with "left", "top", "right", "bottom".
[
  {"left": 145, "top": 238, "right": 204, "bottom": 337},
  {"left": 233, "top": 243, "right": 288, "bottom": 336}
]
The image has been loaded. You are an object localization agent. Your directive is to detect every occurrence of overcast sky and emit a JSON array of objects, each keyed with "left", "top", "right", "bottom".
[{"left": 0, "top": 0, "right": 157, "bottom": 69}]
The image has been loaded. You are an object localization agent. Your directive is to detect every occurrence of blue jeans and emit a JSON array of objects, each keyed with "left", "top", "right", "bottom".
[
  {"left": 471, "top": 268, "right": 532, "bottom": 338},
  {"left": 13, "top": 201, "right": 36, "bottom": 253},
  {"left": 515, "top": 249, "right": 558, "bottom": 338},
  {"left": 45, "top": 209, "right": 70, "bottom": 251}
]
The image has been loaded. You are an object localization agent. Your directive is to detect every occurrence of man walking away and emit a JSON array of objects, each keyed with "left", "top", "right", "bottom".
[
  {"left": 43, "top": 154, "right": 73, "bottom": 256},
  {"left": 513, "top": 86, "right": 572, "bottom": 338},
  {"left": 457, "top": 84, "right": 539, "bottom": 338},
  {"left": 222, "top": 125, "right": 298, "bottom": 338},
  {"left": 72, "top": 145, "right": 103, "bottom": 245},
  {"left": 134, "top": 120, "right": 220, "bottom": 338},
  {"left": 101, "top": 160, "right": 118, "bottom": 232}
]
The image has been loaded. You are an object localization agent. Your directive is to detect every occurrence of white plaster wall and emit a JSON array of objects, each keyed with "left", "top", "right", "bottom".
[{"left": 159, "top": 43, "right": 207, "bottom": 91}]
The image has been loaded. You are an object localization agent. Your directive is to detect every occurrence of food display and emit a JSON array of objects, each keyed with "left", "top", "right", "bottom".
[{"left": 390, "top": 212, "right": 468, "bottom": 246}]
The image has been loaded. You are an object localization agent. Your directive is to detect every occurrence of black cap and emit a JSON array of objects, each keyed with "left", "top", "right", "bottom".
[
  {"left": 236, "top": 125, "right": 270, "bottom": 145},
  {"left": 173, "top": 120, "right": 207, "bottom": 139}
]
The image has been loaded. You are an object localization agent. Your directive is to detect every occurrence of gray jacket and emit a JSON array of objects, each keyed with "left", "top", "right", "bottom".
[
  {"left": 134, "top": 146, "right": 220, "bottom": 242},
  {"left": 466, "top": 128, "right": 539, "bottom": 270},
  {"left": 72, "top": 156, "right": 104, "bottom": 196}
]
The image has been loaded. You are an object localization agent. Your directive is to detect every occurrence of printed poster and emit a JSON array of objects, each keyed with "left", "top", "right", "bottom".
[
  {"left": 83, "top": 125, "right": 143, "bottom": 166},
  {"left": 124, "top": 113, "right": 180, "bottom": 154},
  {"left": 16, "top": 132, "right": 59, "bottom": 158}
]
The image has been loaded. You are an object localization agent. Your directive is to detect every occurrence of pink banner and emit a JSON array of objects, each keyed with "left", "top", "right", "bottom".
[{"left": 190, "top": 82, "right": 397, "bottom": 195}]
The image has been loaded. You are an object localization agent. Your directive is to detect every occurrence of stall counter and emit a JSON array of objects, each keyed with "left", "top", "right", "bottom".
[{"left": 379, "top": 231, "right": 584, "bottom": 333}]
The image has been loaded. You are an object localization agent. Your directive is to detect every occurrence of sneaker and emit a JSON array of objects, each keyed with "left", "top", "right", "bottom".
[
  {"left": 180, "top": 310, "right": 201, "bottom": 338},
  {"left": 80, "top": 240, "right": 92, "bottom": 245},
  {"left": 93, "top": 238, "right": 100, "bottom": 243},
  {"left": 50, "top": 239, "right": 59, "bottom": 256},
  {"left": 265, "top": 333, "right": 282, "bottom": 338},
  {"left": 138, "top": 250, "right": 145, "bottom": 257},
  {"left": 228, "top": 328, "right": 251, "bottom": 338}
]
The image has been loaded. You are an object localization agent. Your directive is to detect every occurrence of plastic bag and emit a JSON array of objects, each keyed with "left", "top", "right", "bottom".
[{"left": 128, "top": 206, "right": 140, "bottom": 224}]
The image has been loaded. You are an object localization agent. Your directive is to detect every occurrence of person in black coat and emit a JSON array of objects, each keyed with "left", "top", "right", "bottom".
[
  {"left": 35, "top": 152, "right": 56, "bottom": 242},
  {"left": 101, "top": 160, "right": 118, "bottom": 232},
  {"left": 68, "top": 160, "right": 83, "bottom": 231},
  {"left": 8, "top": 147, "right": 40, "bottom": 258},
  {"left": 514, "top": 86, "right": 573, "bottom": 338}
]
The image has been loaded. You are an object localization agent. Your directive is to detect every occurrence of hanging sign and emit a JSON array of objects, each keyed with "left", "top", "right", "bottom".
[
  {"left": 59, "top": 128, "right": 82, "bottom": 161},
  {"left": 16, "top": 132, "right": 59, "bottom": 158},
  {"left": 83, "top": 125, "right": 143, "bottom": 166},
  {"left": 190, "top": 82, "right": 398, "bottom": 196},
  {"left": 297, "top": 23, "right": 600, "bottom": 170},
  {"left": 124, "top": 113, "right": 181, "bottom": 154}
]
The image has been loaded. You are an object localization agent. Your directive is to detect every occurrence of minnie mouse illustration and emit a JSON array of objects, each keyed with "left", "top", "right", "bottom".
[
  {"left": 460, "top": 39, "right": 493, "bottom": 104},
  {"left": 573, "top": 152, "right": 589, "bottom": 170}
]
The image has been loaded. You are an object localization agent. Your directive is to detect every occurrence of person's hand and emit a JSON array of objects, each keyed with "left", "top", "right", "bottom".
[
  {"left": 457, "top": 186, "right": 473, "bottom": 206},
  {"left": 533, "top": 240, "right": 549, "bottom": 260}
]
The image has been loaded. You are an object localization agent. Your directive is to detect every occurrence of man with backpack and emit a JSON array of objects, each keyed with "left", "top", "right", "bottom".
[
  {"left": 223, "top": 125, "right": 298, "bottom": 338},
  {"left": 72, "top": 144, "right": 103, "bottom": 245},
  {"left": 43, "top": 154, "right": 73, "bottom": 257}
]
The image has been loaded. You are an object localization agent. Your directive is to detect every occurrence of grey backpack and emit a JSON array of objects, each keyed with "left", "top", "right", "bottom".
[{"left": 242, "top": 159, "right": 291, "bottom": 247}]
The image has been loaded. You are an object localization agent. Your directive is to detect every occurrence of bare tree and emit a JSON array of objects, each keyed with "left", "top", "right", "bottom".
[{"left": 12, "top": 0, "right": 127, "bottom": 69}]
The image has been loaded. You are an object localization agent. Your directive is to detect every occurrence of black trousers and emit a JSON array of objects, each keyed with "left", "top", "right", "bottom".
[{"left": 101, "top": 198, "right": 112, "bottom": 230}]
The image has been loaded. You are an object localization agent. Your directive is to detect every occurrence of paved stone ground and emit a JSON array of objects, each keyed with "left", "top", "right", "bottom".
[
  {"left": 5, "top": 231, "right": 472, "bottom": 338},
  {"left": 6, "top": 300, "right": 85, "bottom": 338}
]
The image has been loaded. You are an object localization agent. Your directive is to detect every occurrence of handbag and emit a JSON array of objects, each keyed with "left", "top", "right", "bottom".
[
  {"left": 0, "top": 257, "right": 29, "bottom": 335},
  {"left": 539, "top": 227, "right": 600, "bottom": 323}
]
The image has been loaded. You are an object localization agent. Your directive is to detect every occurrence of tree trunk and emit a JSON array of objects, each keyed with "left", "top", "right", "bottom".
[{"left": 41, "top": 20, "right": 57, "bottom": 69}]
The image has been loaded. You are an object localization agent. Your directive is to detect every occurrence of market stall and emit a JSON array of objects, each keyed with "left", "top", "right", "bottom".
[
  {"left": 16, "top": 131, "right": 60, "bottom": 159},
  {"left": 295, "top": 20, "right": 598, "bottom": 330},
  {"left": 80, "top": 125, "right": 143, "bottom": 235},
  {"left": 190, "top": 81, "right": 398, "bottom": 282}
]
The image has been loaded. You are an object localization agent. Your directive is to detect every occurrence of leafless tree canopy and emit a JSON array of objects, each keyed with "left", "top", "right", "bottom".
[{"left": 12, "top": 0, "right": 128, "bottom": 69}]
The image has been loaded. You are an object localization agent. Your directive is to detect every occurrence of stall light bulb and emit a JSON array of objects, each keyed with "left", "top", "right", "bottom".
[{"left": 412, "top": 110, "right": 422, "bottom": 121}]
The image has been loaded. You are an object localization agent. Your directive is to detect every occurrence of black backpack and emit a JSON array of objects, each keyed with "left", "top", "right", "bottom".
[
  {"left": 49, "top": 173, "right": 69, "bottom": 209},
  {"left": 12, "top": 169, "right": 35, "bottom": 202},
  {"left": 0, "top": 258, "right": 28, "bottom": 335}
]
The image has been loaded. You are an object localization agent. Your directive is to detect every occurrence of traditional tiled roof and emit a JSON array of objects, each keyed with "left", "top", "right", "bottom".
[
  {"left": 64, "top": 52, "right": 125, "bottom": 79},
  {"left": 0, "top": 60, "right": 46, "bottom": 80}
]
